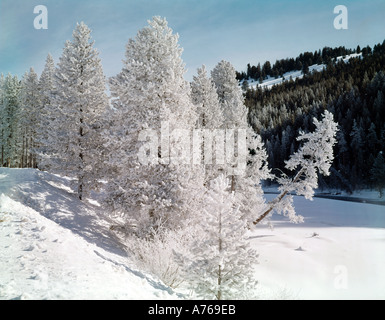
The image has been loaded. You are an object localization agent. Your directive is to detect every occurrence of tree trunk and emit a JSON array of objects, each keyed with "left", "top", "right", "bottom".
[
  {"left": 78, "top": 178, "right": 83, "bottom": 201},
  {"left": 253, "top": 189, "right": 289, "bottom": 225},
  {"left": 253, "top": 167, "right": 306, "bottom": 225},
  {"left": 78, "top": 70, "right": 84, "bottom": 201},
  {"left": 230, "top": 175, "right": 235, "bottom": 192},
  {"left": 217, "top": 209, "right": 222, "bottom": 300},
  {"left": 217, "top": 265, "right": 222, "bottom": 300},
  {"left": 78, "top": 119, "right": 84, "bottom": 201}
]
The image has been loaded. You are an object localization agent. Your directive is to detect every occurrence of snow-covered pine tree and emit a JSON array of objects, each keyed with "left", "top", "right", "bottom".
[
  {"left": 211, "top": 60, "right": 247, "bottom": 130},
  {"left": 211, "top": 60, "right": 250, "bottom": 188},
  {"left": 176, "top": 174, "right": 258, "bottom": 300},
  {"left": 107, "top": 16, "right": 203, "bottom": 234},
  {"left": 191, "top": 65, "right": 224, "bottom": 130},
  {"left": 191, "top": 65, "right": 225, "bottom": 183},
  {"left": 0, "top": 74, "right": 21, "bottom": 167},
  {"left": 210, "top": 60, "right": 245, "bottom": 192},
  {"left": 53, "top": 22, "right": 108, "bottom": 200},
  {"left": 36, "top": 53, "right": 58, "bottom": 171},
  {"left": 18, "top": 68, "right": 40, "bottom": 168},
  {"left": 253, "top": 110, "right": 338, "bottom": 225},
  {"left": 237, "top": 127, "right": 272, "bottom": 224},
  {"left": 209, "top": 60, "right": 272, "bottom": 223}
]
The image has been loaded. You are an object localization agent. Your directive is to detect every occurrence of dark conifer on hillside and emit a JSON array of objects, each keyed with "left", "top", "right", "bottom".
[{"left": 241, "top": 40, "right": 385, "bottom": 193}]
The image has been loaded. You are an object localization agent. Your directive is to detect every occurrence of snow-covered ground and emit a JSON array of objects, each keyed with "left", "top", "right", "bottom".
[
  {"left": 0, "top": 168, "right": 180, "bottom": 300},
  {"left": 253, "top": 194, "right": 385, "bottom": 300},
  {"left": 242, "top": 52, "right": 362, "bottom": 90},
  {"left": 1, "top": 167, "right": 384, "bottom": 300}
]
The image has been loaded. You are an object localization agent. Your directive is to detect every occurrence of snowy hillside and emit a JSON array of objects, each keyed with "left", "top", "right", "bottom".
[
  {"left": 242, "top": 52, "right": 362, "bottom": 90},
  {"left": 1, "top": 167, "right": 384, "bottom": 300},
  {"left": 0, "top": 168, "right": 181, "bottom": 300}
]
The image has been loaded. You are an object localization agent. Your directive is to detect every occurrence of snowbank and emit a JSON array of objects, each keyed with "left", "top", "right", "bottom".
[{"left": 0, "top": 168, "right": 180, "bottom": 300}]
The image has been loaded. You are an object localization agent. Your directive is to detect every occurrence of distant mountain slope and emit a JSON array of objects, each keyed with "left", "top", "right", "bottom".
[
  {"left": 241, "top": 53, "right": 362, "bottom": 91},
  {"left": 242, "top": 40, "right": 385, "bottom": 193}
]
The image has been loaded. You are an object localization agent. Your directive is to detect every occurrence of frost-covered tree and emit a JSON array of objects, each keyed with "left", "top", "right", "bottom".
[
  {"left": 176, "top": 175, "right": 258, "bottom": 300},
  {"left": 0, "top": 73, "right": 4, "bottom": 165},
  {"left": 107, "top": 16, "right": 203, "bottom": 234},
  {"left": 211, "top": 60, "right": 247, "bottom": 130},
  {"left": 208, "top": 60, "right": 271, "bottom": 222},
  {"left": 237, "top": 127, "right": 272, "bottom": 224},
  {"left": 0, "top": 74, "right": 21, "bottom": 167},
  {"left": 53, "top": 22, "right": 108, "bottom": 200},
  {"left": 36, "top": 53, "right": 58, "bottom": 171},
  {"left": 191, "top": 65, "right": 224, "bottom": 129},
  {"left": 210, "top": 60, "right": 249, "bottom": 191},
  {"left": 18, "top": 68, "right": 40, "bottom": 168},
  {"left": 191, "top": 65, "right": 225, "bottom": 183},
  {"left": 254, "top": 110, "right": 338, "bottom": 225}
]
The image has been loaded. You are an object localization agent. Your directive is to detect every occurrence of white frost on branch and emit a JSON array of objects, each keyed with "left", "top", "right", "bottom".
[
  {"left": 175, "top": 175, "right": 258, "bottom": 300},
  {"left": 254, "top": 110, "right": 338, "bottom": 225},
  {"left": 281, "top": 110, "right": 338, "bottom": 200}
]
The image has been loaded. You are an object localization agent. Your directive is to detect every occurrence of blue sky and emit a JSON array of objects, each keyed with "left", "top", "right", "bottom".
[{"left": 1, "top": 0, "right": 385, "bottom": 81}]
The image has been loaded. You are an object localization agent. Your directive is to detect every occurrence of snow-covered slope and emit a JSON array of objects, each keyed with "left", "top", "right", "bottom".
[
  {"left": 242, "top": 52, "right": 362, "bottom": 90},
  {"left": 0, "top": 168, "right": 180, "bottom": 300},
  {"left": 1, "top": 168, "right": 384, "bottom": 300}
]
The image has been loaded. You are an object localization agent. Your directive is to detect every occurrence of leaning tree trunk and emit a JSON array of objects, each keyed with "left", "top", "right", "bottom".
[{"left": 253, "top": 166, "right": 306, "bottom": 225}]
